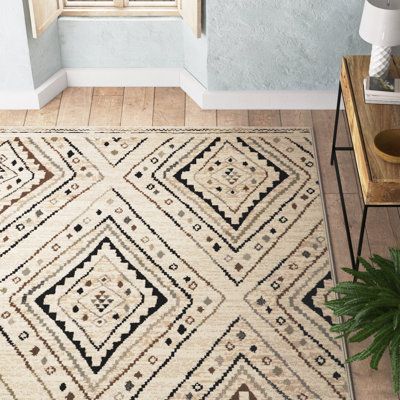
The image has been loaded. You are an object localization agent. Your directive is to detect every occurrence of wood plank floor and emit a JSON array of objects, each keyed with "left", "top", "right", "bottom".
[{"left": 1, "top": 87, "right": 399, "bottom": 400}]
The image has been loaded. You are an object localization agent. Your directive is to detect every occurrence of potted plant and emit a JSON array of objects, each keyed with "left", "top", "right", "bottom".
[{"left": 326, "top": 249, "right": 400, "bottom": 394}]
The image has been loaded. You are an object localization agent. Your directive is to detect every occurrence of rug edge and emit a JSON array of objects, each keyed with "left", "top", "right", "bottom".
[
  {"left": 310, "top": 126, "right": 355, "bottom": 400},
  {"left": 0, "top": 126, "right": 312, "bottom": 136}
]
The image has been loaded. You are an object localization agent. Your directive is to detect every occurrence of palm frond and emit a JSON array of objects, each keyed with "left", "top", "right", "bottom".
[{"left": 326, "top": 250, "right": 400, "bottom": 394}]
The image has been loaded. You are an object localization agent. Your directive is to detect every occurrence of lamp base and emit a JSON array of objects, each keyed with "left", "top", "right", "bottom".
[{"left": 369, "top": 45, "right": 392, "bottom": 78}]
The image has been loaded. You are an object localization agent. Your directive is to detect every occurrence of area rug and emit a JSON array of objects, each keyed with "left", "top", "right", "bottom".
[{"left": 0, "top": 127, "right": 350, "bottom": 400}]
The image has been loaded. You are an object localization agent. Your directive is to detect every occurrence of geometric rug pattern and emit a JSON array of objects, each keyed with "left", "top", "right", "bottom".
[{"left": 0, "top": 128, "right": 350, "bottom": 399}]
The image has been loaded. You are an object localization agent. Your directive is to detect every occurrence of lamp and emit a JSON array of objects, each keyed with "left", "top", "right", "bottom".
[{"left": 359, "top": 0, "right": 400, "bottom": 78}]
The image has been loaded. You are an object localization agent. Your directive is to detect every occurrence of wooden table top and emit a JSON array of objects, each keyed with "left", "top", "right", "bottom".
[{"left": 341, "top": 56, "right": 400, "bottom": 205}]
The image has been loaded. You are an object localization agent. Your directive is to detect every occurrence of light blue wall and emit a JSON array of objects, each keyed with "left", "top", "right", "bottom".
[
  {"left": 55, "top": 0, "right": 369, "bottom": 90},
  {"left": 58, "top": 16, "right": 208, "bottom": 86},
  {"left": 205, "top": 0, "right": 370, "bottom": 90},
  {"left": 0, "top": 2, "right": 34, "bottom": 90},
  {"left": 0, "top": 0, "right": 61, "bottom": 91},
  {"left": 183, "top": 23, "right": 208, "bottom": 87},
  {"left": 1, "top": 1, "right": 371, "bottom": 92},
  {"left": 183, "top": 0, "right": 208, "bottom": 87},
  {"left": 25, "top": 14, "right": 62, "bottom": 89},
  {"left": 58, "top": 17, "right": 184, "bottom": 68}
]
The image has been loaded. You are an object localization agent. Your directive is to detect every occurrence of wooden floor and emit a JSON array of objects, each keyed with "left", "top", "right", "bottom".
[{"left": 1, "top": 87, "right": 399, "bottom": 400}]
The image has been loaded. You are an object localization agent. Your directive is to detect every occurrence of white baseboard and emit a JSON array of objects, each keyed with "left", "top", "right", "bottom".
[
  {"left": 0, "top": 70, "right": 67, "bottom": 110},
  {"left": 0, "top": 67, "right": 340, "bottom": 110},
  {"left": 37, "top": 70, "right": 68, "bottom": 107},
  {"left": 201, "top": 90, "right": 338, "bottom": 110},
  {"left": 66, "top": 68, "right": 181, "bottom": 87},
  {"left": 180, "top": 69, "right": 205, "bottom": 107},
  {"left": 181, "top": 70, "right": 338, "bottom": 110}
]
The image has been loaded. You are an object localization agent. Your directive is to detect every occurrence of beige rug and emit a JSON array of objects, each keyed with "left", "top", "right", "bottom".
[{"left": 0, "top": 128, "right": 350, "bottom": 399}]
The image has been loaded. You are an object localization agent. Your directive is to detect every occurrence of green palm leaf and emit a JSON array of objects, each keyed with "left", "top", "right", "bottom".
[
  {"left": 326, "top": 249, "right": 400, "bottom": 394},
  {"left": 390, "top": 334, "right": 400, "bottom": 393}
]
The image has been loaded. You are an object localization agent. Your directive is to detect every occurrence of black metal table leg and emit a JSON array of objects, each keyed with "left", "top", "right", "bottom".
[
  {"left": 333, "top": 149, "right": 356, "bottom": 268},
  {"left": 355, "top": 206, "right": 368, "bottom": 271},
  {"left": 330, "top": 83, "right": 342, "bottom": 166}
]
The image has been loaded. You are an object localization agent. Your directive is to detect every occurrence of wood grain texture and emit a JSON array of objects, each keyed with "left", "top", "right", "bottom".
[
  {"left": 153, "top": 87, "right": 185, "bottom": 126},
  {"left": 93, "top": 87, "right": 124, "bottom": 96},
  {"left": 57, "top": 87, "right": 93, "bottom": 126},
  {"left": 280, "top": 110, "right": 312, "bottom": 127},
  {"left": 62, "top": 7, "right": 180, "bottom": 18},
  {"left": 343, "top": 56, "right": 400, "bottom": 205},
  {"left": 348, "top": 337, "right": 395, "bottom": 400},
  {"left": 185, "top": 96, "right": 216, "bottom": 126},
  {"left": 312, "top": 110, "right": 358, "bottom": 194},
  {"left": 0, "top": 110, "right": 26, "bottom": 126},
  {"left": 217, "top": 110, "right": 249, "bottom": 127},
  {"left": 89, "top": 94, "right": 123, "bottom": 126},
  {"left": 387, "top": 208, "right": 400, "bottom": 247},
  {"left": 121, "top": 87, "right": 154, "bottom": 126},
  {"left": 25, "top": 94, "right": 61, "bottom": 127},
  {"left": 365, "top": 207, "right": 397, "bottom": 257},
  {"left": 324, "top": 194, "right": 368, "bottom": 277},
  {"left": 249, "top": 110, "right": 281, "bottom": 127}
]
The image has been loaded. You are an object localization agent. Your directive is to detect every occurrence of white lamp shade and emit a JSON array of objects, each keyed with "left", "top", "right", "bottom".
[{"left": 359, "top": 0, "right": 400, "bottom": 47}]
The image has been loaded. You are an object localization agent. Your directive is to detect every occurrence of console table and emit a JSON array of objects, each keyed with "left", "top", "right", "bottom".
[{"left": 330, "top": 55, "right": 400, "bottom": 270}]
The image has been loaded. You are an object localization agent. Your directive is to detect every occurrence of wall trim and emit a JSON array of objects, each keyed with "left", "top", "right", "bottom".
[
  {"left": 37, "top": 70, "right": 68, "bottom": 108},
  {"left": 180, "top": 69, "right": 205, "bottom": 107},
  {"left": 66, "top": 68, "right": 182, "bottom": 88},
  {"left": 201, "top": 90, "right": 338, "bottom": 110},
  {"left": 0, "top": 68, "right": 340, "bottom": 110},
  {"left": 0, "top": 70, "right": 67, "bottom": 110},
  {"left": 181, "top": 71, "right": 339, "bottom": 110}
]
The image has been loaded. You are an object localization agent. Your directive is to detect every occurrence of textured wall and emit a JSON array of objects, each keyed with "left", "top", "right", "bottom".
[
  {"left": 206, "top": 0, "right": 370, "bottom": 90},
  {"left": 1, "top": 1, "right": 372, "bottom": 92},
  {"left": 59, "top": 17, "right": 184, "bottom": 68},
  {"left": 0, "top": 1, "right": 34, "bottom": 90},
  {"left": 28, "top": 21, "right": 62, "bottom": 89},
  {"left": 183, "top": 0, "right": 208, "bottom": 86},
  {"left": 22, "top": 0, "right": 62, "bottom": 89},
  {"left": 183, "top": 23, "right": 208, "bottom": 86},
  {"left": 0, "top": 0, "right": 62, "bottom": 91}
]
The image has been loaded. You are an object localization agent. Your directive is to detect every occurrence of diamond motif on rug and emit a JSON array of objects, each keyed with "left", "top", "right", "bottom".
[
  {"left": 0, "top": 137, "right": 102, "bottom": 261},
  {"left": 0, "top": 139, "right": 53, "bottom": 214},
  {"left": 125, "top": 134, "right": 313, "bottom": 284},
  {"left": 175, "top": 139, "right": 288, "bottom": 230},
  {"left": 35, "top": 236, "right": 168, "bottom": 372},
  {"left": 7, "top": 189, "right": 223, "bottom": 398}
]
